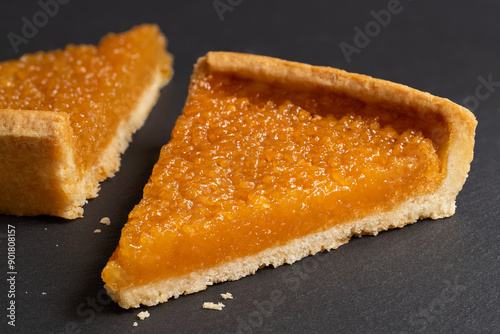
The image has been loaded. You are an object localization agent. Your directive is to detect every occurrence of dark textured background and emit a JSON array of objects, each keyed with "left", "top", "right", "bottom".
[{"left": 0, "top": 0, "right": 499, "bottom": 333}]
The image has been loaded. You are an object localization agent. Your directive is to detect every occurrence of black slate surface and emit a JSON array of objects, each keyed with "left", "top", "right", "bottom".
[{"left": 0, "top": 1, "right": 499, "bottom": 333}]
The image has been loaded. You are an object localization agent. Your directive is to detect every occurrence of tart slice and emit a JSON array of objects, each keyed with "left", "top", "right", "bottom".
[
  {"left": 102, "top": 52, "right": 476, "bottom": 308},
  {"left": 0, "top": 24, "right": 173, "bottom": 219}
]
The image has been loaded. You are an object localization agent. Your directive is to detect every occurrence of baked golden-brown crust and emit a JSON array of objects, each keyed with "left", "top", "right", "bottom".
[
  {"left": 0, "top": 110, "right": 82, "bottom": 217},
  {"left": 105, "top": 52, "right": 476, "bottom": 308},
  {"left": 0, "top": 26, "right": 173, "bottom": 219}
]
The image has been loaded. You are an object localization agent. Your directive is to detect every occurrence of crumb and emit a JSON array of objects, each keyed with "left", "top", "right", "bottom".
[
  {"left": 44, "top": 228, "right": 47, "bottom": 230},
  {"left": 137, "top": 311, "right": 150, "bottom": 320},
  {"left": 203, "top": 302, "right": 225, "bottom": 311},
  {"left": 42, "top": 292, "right": 46, "bottom": 295},
  {"left": 56, "top": 244, "right": 58, "bottom": 247},
  {"left": 100, "top": 217, "right": 111, "bottom": 225},
  {"left": 221, "top": 292, "right": 233, "bottom": 300},
  {"left": 93, "top": 229, "right": 101, "bottom": 234},
  {"left": 133, "top": 322, "right": 138, "bottom": 327}
]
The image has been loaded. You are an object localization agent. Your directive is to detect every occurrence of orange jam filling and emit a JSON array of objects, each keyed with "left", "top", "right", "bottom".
[
  {"left": 103, "top": 73, "right": 443, "bottom": 290},
  {"left": 0, "top": 24, "right": 170, "bottom": 174}
]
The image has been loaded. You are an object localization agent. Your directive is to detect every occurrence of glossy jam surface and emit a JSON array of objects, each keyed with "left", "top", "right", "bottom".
[
  {"left": 0, "top": 24, "right": 169, "bottom": 172},
  {"left": 103, "top": 73, "right": 442, "bottom": 289}
]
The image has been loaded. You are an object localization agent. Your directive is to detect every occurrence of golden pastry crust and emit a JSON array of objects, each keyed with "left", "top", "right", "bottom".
[
  {"left": 0, "top": 26, "right": 173, "bottom": 219},
  {"left": 104, "top": 52, "right": 476, "bottom": 308},
  {"left": 0, "top": 109, "right": 81, "bottom": 217}
]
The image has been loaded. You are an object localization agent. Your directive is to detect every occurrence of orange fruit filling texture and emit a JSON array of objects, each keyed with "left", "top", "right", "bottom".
[
  {"left": 0, "top": 24, "right": 169, "bottom": 174},
  {"left": 103, "top": 73, "right": 443, "bottom": 290}
]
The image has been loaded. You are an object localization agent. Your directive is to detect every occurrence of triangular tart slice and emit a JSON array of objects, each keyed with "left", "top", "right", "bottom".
[
  {"left": 102, "top": 52, "right": 476, "bottom": 308},
  {"left": 0, "top": 24, "right": 173, "bottom": 218}
]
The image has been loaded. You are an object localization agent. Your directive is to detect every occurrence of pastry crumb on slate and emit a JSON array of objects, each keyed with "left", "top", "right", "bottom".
[
  {"left": 137, "top": 311, "right": 150, "bottom": 320},
  {"left": 221, "top": 292, "right": 233, "bottom": 300},
  {"left": 100, "top": 217, "right": 111, "bottom": 225},
  {"left": 203, "top": 302, "right": 225, "bottom": 310}
]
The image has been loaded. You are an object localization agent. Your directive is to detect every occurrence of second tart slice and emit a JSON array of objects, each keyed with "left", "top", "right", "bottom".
[
  {"left": 0, "top": 24, "right": 173, "bottom": 218},
  {"left": 103, "top": 52, "right": 476, "bottom": 308}
]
